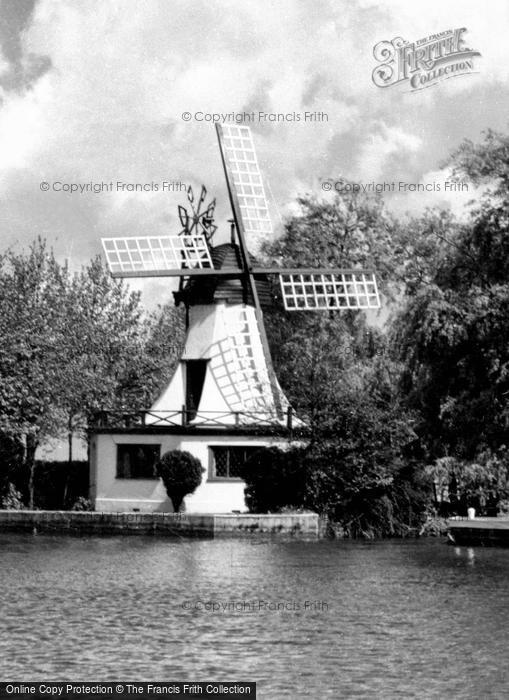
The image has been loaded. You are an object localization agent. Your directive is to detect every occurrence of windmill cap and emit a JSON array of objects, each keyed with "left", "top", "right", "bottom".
[{"left": 173, "top": 243, "right": 273, "bottom": 308}]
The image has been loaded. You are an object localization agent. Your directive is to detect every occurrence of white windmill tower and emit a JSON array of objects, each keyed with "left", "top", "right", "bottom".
[{"left": 89, "top": 125, "right": 380, "bottom": 514}]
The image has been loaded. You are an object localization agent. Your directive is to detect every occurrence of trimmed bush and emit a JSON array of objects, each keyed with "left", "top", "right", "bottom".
[{"left": 155, "top": 450, "right": 204, "bottom": 512}]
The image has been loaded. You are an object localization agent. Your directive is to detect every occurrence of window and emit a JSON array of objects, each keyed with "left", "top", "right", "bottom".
[
  {"left": 116, "top": 444, "right": 161, "bottom": 479},
  {"left": 185, "top": 360, "right": 208, "bottom": 421},
  {"left": 210, "top": 446, "right": 259, "bottom": 480}
]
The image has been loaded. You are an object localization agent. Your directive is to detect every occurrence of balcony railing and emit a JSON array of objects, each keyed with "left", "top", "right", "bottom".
[{"left": 92, "top": 407, "right": 296, "bottom": 431}]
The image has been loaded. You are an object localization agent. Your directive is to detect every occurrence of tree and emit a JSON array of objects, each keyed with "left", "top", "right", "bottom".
[
  {"left": 445, "top": 128, "right": 509, "bottom": 195},
  {"left": 262, "top": 191, "right": 398, "bottom": 430},
  {"left": 301, "top": 354, "right": 426, "bottom": 537},
  {"left": 239, "top": 365, "right": 427, "bottom": 535},
  {"left": 155, "top": 450, "right": 204, "bottom": 512},
  {"left": 0, "top": 239, "right": 69, "bottom": 507},
  {"left": 265, "top": 192, "right": 399, "bottom": 288},
  {"left": 240, "top": 446, "right": 308, "bottom": 513},
  {"left": 0, "top": 239, "right": 184, "bottom": 508},
  {"left": 393, "top": 129, "right": 509, "bottom": 462},
  {"left": 55, "top": 260, "right": 183, "bottom": 504},
  {"left": 254, "top": 191, "right": 427, "bottom": 535},
  {"left": 426, "top": 448, "right": 509, "bottom": 516}
]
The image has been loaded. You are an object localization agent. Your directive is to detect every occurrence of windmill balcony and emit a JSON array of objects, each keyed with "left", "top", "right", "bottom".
[{"left": 91, "top": 407, "right": 298, "bottom": 433}]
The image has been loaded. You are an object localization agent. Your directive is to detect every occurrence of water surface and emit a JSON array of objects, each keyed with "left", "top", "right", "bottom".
[{"left": 1, "top": 535, "right": 508, "bottom": 698}]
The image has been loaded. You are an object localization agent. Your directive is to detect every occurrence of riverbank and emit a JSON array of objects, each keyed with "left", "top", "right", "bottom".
[
  {"left": 447, "top": 516, "right": 509, "bottom": 546},
  {"left": 0, "top": 509, "right": 319, "bottom": 538}
]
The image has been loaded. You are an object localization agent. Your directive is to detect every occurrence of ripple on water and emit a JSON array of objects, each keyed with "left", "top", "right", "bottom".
[{"left": 1, "top": 536, "right": 509, "bottom": 698}]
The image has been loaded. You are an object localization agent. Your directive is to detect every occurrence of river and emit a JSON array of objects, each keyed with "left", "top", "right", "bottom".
[{"left": 1, "top": 535, "right": 508, "bottom": 699}]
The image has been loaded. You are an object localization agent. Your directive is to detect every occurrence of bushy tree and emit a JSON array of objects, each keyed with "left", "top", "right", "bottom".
[
  {"left": 155, "top": 450, "right": 204, "bottom": 512},
  {"left": 262, "top": 191, "right": 399, "bottom": 429},
  {"left": 426, "top": 448, "right": 509, "bottom": 516},
  {"left": 393, "top": 129, "right": 509, "bottom": 461},
  {"left": 387, "top": 128, "right": 509, "bottom": 515},
  {"left": 240, "top": 358, "right": 428, "bottom": 535},
  {"left": 265, "top": 192, "right": 400, "bottom": 293},
  {"left": 305, "top": 357, "right": 426, "bottom": 536},
  {"left": 56, "top": 260, "right": 183, "bottom": 504},
  {"left": 0, "top": 239, "right": 69, "bottom": 506},
  {"left": 240, "top": 446, "right": 308, "bottom": 513},
  {"left": 248, "top": 190, "right": 431, "bottom": 535},
  {"left": 0, "top": 239, "right": 184, "bottom": 508}
]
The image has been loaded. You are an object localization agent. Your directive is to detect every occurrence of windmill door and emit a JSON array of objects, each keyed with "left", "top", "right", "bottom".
[{"left": 185, "top": 360, "right": 207, "bottom": 421}]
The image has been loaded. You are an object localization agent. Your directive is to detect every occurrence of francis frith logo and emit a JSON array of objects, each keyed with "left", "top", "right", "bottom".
[{"left": 372, "top": 28, "right": 481, "bottom": 91}]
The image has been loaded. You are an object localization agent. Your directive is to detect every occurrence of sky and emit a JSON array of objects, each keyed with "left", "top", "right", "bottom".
[{"left": 0, "top": 0, "right": 508, "bottom": 306}]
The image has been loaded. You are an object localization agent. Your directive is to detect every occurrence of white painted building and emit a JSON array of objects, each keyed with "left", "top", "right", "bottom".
[
  {"left": 90, "top": 124, "right": 379, "bottom": 513},
  {"left": 90, "top": 243, "right": 299, "bottom": 513}
]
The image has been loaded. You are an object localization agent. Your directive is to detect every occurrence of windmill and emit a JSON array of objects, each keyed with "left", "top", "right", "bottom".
[{"left": 93, "top": 124, "right": 380, "bottom": 514}]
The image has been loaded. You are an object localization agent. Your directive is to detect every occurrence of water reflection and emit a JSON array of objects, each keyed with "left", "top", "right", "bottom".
[
  {"left": 1, "top": 536, "right": 509, "bottom": 698},
  {"left": 454, "top": 545, "right": 476, "bottom": 565}
]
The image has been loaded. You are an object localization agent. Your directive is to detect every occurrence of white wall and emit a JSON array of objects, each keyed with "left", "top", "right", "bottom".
[
  {"left": 91, "top": 432, "right": 290, "bottom": 514},
  {"left": 147, "top": 303, "right": 293, "bottom": 424}
]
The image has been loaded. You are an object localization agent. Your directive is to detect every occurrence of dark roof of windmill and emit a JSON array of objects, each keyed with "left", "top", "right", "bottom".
[{"left": 173, "top": 243, "right": 273, "bottom": 308}]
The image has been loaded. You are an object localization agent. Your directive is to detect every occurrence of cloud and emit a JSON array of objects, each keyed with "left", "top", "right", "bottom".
[
  {"left": 0, "top": 0, "right": 51, "bottom": 92},
  {"left": 356, "top": 123, "right": 422, "bottom": 180},
  {"left": 0, "top": 0, "right": 506, "bottom": 309},
  {"left": 387, "top": 167, "right": 483, "bottom": 220}
]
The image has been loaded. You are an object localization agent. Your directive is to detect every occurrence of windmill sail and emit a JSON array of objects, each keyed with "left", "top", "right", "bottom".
[
  {"left": 101, "top": 235, "right": 213, "bottom": 274},
  {"left": 218, "top": 124, "right": 274, "bottom": 252},
  {"left": 217, "top": 125, "right": 381, "bottom": 312},
  {"left": 216, "top": 123, "right": 284, "bottom": 417},
  {"left": 279, "top": 271, "right": 380, "bottom": 310}
]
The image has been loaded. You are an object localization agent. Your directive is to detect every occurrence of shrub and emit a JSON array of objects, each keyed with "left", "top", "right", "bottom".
[
  {"left": 0, "top": 482, "right": 24, "bottom": 510},
  {"left": 240, "top": 446, "right": 308, "bottom": 513},
  {"left": 32, "top": 460, "right": 89, "bottom": 510},
  {"left": 155, "top": 450, "right": 204, "bottom": 512},
  {"left": 425, "top": 449, "right": 509, "bottom": 516},
  {"left": 71, "top": 496, "right": 94, "bottom": 511},
  {"left": 240, "top": 443, "right": 430, "bottom": 537},
  {"left": 302, "top": 445, "right": 430, "bottom": 538},
  {"left": 0, "top": 433, "right": 24, "bottom": 501}
]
